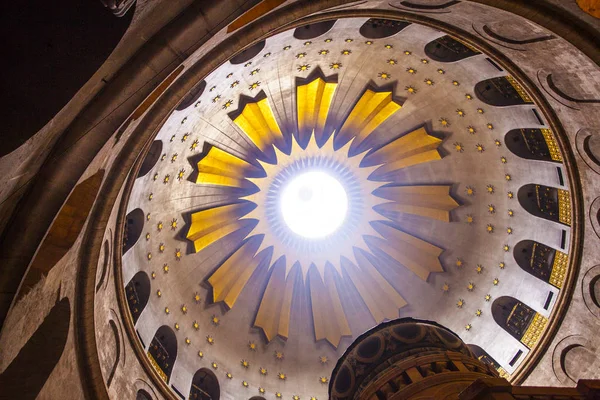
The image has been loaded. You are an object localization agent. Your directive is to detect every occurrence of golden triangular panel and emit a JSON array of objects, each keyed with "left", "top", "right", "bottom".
[
  {"left": 308, "top": 264, "right": 352, "bottom": 348},
  {"left": 232, "top": 97, "right": 283, "bottom": 154},
  {"left": 337, "top": 89, "right": 402, "bottom": 148},
  {"left": 187, "top": 203, "right": 253, "bottom": 253},
  {"left": 370, "top": 221, "right": 444, "bottom": 281},
  {"left": 375, "top": 185, "right": 459, "bottom": 222},
  {"left": 253, "top": 260, "right": 297, "bottom": 342},
  {"left": 343, "top": 249, "right": 407, "bottom": 323},
  {"left": 197, "top": 146, "right": 258, "bottom": 189},
  {"left": 297, "top": 77, "right": 337, "bottom": 144}
]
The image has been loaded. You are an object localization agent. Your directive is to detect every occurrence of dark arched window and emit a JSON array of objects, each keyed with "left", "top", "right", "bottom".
[
  {"left": 505, "top": 129, "right": 561, "bottom": 162},
  {"left": 138, "top": 141, "right": 163, "bottom": 178},
  {"left": 136, "top": 389, "right": 153, "bottom": 400},
  {"left": 491, "top": 296, "right": 536, "bottom": 342},
  {"left": 249, "top": 397, "right": 267, "bottom": 400},
  {"left": 359, "top": 18, "right": 409, "bottom": 39},
  {"left": 475, "top": 76, "right": 532, "bottom": 106},
  {"left": 148, "top": 326, "right": 177, "bottom": 383},
  {"left": 190, "top": 368, "right": 220, "bottom": 400},
  {"left": 176, "top": 80, "right": 206, "bottom": 111},
  {"left": 517, "top": 184, "right": 570, "bottom": 225},
  {"left": 123, "top": 208, "right": 145, "bottom": 253},
  {"left": 424, "top": 35, "right": 480, "bottom": 62},
  {"left": 468, "top": 344, "right": 508, "bottom": 377},
  {"left": 125, "top": 271, "right": 150, "bottom": 324},
  {"left": 230, "top": 40, "right": 265, "bottom": 65},
  {"left": 293, "top": 20, "right": 336, "bottom": 40},
  {"left": 514, "top": 240, "right": 565, "bottom": 288}
]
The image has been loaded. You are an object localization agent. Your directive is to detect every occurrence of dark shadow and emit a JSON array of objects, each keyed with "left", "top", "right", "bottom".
[
  {"left": 136, "top": 389, "right": 153, "bottom": 400},
  {"left": 125, "top": 271, "right": 151, "bottom": 324},
  {"left": 491, "top": 296, "right": 536, "bottom": 342},
  {"left": 583, "top": 135, "right": 600, "bottom": 167},
  {"left": 17, "top": 170, "right": 105, "bottom": 300},
  {"left": 0, "top": 297, "right": 70, "bottom": 399},
  {"left": 517, "top": 184, "right": 563, "bottom": 224},
  {"left": 176, "top": 80, "right": 206, "bottom": 111},
  {"left": 359, "top": 18, "right": 410, "bottom": 39},
  {"left": 0, "top": 0, "right": 134, "bottom": 157},
  {"left": 504, "top": 129, "right": 558, "bottom": 162},
  {"left": 138, "top": 140, "right": 163, "bottom": 178},
  {"left": 148, "top": 326, "right": 178, "bottom": 383},
  {"left": 514, "top": 240, "right": 557, "bottom": 286},
  {"left": 293, "top": 20, "right": 336, "bottom": 40},
  {"left": 475, "top": 77, "right": 531, "bottom": 106},
  {"left": 424, "top": 35, "right": 480, "bottom": 62},
  {"left": 400, "top": 0, "right": 460, "bottom": 10},
  {"left": 123, "top": 208, "right": 145, "bottom": 253},
  {"left": 468, "top": 344, "right": 505, "bottom": 373},
  {"left": 190, "top": 368, "right": 220, "bottom": 399},
  {"left": 230, "top": 40, "right": 266, "bottom": 65}
]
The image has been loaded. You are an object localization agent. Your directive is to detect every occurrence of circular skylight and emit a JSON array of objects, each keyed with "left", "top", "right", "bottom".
[{"left": 280, "top": 170, "right": 348, "bottom": 239}]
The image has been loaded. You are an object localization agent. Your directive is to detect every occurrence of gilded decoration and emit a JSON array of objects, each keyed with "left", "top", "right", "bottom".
[
  {"left": 185, "top": 76, "right": 459, "bottom": 348},
  {"left": 541, "top": 128, "right": 563, "bottom": 162},
  {"left": 520, "top": 313, "right": 548, "bottom": 349},
  {"left": 557, "top": 189, "right": 572, "bottom": 225},
  {"left": 550, "top": 250, "right": 568, "bottom": 288},
  {"left": 505, "top": 75, "right": 533, "bottom": 103},
  {"left": 147, "top": 351, "right": 168, "bottom": 382}
]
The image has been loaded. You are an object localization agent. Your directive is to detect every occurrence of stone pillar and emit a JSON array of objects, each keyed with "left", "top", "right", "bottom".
[{"left": 329, "top": 318, "right": 498, "bottom": 400}]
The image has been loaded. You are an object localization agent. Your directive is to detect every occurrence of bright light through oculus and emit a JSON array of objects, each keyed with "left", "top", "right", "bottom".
[{"left": 280, "top": 171, "right": 348, "bottom": 239}]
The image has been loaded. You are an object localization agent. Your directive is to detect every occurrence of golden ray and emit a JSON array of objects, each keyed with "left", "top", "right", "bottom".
[
  {"left": 375, "top": 185, "right": 459, "bottom": 222},
  {"left": 186, "top": 203, "right": 253, "bottom": 253},
  {"left": 253, "top": 260, "right": 298, "bottom": 341},
  {"left": 208, "top": 236, "right": 264, "bottom": 308},
  {"left": 366, "top": 127, "right": 442, "bottom": 175},
  {"left": 308, "top": 264, "right": 352, "bottom": 347},
  {"left": 369, "top": 221, "right": 444, "bottom": 281},
  {"left": 232, "top": 97, "right": 284, "bottom": 154},
  {"left": 343, "top": 249, "right": 407, "bottom": 323},
  {"left": 196, "top": 146, "right": 258, "bottom": 188},
  {"left": 297, "top": 76, "right": 337, "bottom": 143},
  {"left": 336, "top": 89, "right": 402, "bottom": 148}
]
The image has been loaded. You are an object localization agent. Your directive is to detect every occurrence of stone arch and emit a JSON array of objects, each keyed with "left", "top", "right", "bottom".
[
  {"left": 293, "top": 20, "right": 336, "bottom": 40},
  {"left": 359, "top": 18, "right": 409, "bottom": 39},
  {"left": 552, "top": 335, "right": 599, "bottom": 384},
  {"left": 0, "top": 297, "right": 70, "bottom": 399},
  {"left": 475, "top": 77, "right": 530, "bottom": 106},
  {"left": 230, "top": 40, "right": 266, "bottom": 65},
  {"left": 505, "top": 129, "right": 559, "bottom": 162},
  {"left": 106, "top": 319, "right": 121, "bottom": 387},
  {"left": 176, "top": 80, "right": 207, "bottom": 111},
  {"left": 424, "top": 35, "right": 480, "bottom": 62},
  {"left": 123, "top": 208, "right": 145, "bottom": 254},
  {"left": 491, "top": 296, "right": 537, "bottom": 342},
  {"left": 582, "top": 265, "right": 600, "bottom": 319},
  {"left": 517, "top": 184, "right": 567, "bottom": 225},
  {"left": 148, "top": 326, "right": 177, "bottom": 383},
  {"left": 190, "top": 368, "right": 220, "bottom": 399},
  {"left": 513, "top": 240, "right": 559, "bottom": 286},
  {"left": 583, "top": 133, "right": 600, "bottom": 167},
  {"left": 125, "top": 271, "right": 150, "bottom": 324},
  {"left": 17, "top": 170, "right": 105, "bottom": 300},
  {"left": 137, "top": 140, "right": 163, "bottom": 178},
  {"left": 96, "top": 237, "right": 111, "bottom": 293},
  {"left": 136, "top": 389, "right": 153, "bottom": 400},
  {"left": 1, "top": 0, "right": 134, "bottom": 157}
]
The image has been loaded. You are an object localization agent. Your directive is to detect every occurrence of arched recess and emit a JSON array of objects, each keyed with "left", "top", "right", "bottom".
[
  {"left": 468, "top": 344, "right": 509, "bottom": 378},
  {"left": 176, "top": 80, "right": 206, "bottom": 111},
  {"left": 137, "top": 141, "right": 163, "bottom": 178},
  {"left": 123, "top": 208, "right": 145, "bottom": 254},
  {"left": 517, "top": 184, "right": 571, "bottom": 226},
  {"left": 125, "top": 271, "right": 150, "bottom": 324},
  {"left": 505, "top": 129, "right": 562, "bottom": 162},
  {"left": 249, "top": 397, "right": 267, "bottom": 400},
  {"left": 190, "top": 368, "right": 220, "bottom": 399},
  {"left": 293, "top": 20, "right": 336, "bottom": 40},
  {"left": 514, "top": 240, "right": 567, "bottom": 288},
  {"left": 492, "top": 296, "right": 545, "bottom": 348},
  {"left": 475, "top": 77, "right": 533, "bottom": 106},
  {"left": 17, "top": 170, "right": 105, "bottom": 300},
  {"left": 1, "top": 0, "right": 134, "bottom": 157},
  {"left": 137, "top": 389, "right": 153, "bottom": 400},
  {"left": 148, "top": 326, "right": 177, "bottom": 384},
  {"left": 359, "top": 18, "right": 410, "bottom": 39},
  {"left": 230, "top": 40, "right": 265, "bottom": 65},
  {"left": 583, "top": 133, "right": 600, "bottom": 166},
  {"left": 0, "top": 297, "right": 70, "bottom": 399},
  {"left": 424, "top": 35, "right": 480, "bottom": 62}
]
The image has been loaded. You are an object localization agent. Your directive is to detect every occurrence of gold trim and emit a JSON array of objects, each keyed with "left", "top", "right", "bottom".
[
  {"left": 147, "top": 351, "right": 168, "bottom": 383},
  {"left": 506, "top": 75, "right": 533, "bottom": 103},
  {"left": 541, "top": 128, "right": 563, "bottom": 162},
  {"left": 550, "top": 250, "right": 568, "bottom": 289},
  {"left": 557, "top": 189, "right": 571, "bottom": 226},
  {"left": 520, "top": 313, "right": 548, "bottom": 349}
]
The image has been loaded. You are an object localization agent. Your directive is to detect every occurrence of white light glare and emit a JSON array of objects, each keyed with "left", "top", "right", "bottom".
[{"left": 280, "top": 170, "right": 348, "bottom": 239}]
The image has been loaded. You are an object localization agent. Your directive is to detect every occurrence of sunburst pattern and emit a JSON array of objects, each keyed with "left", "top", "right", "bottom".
[{"left": 186, "top": 76, "right": 459, "bottom": 347}]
